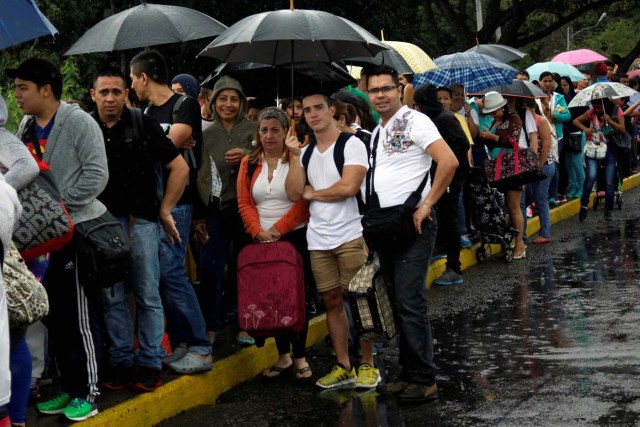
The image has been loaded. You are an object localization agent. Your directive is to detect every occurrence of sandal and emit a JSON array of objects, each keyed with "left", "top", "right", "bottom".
[
  {"left": 295, "top": 365, "right": 313, "bottom": 381},
  {"left": 262, "top": 364, "right": 292, "bottom": 381}
]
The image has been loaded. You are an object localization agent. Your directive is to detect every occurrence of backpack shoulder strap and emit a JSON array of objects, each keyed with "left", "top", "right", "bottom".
[
  {"left": 127, "top": 107, "right": 145, "bottom": 143},
  {"left": 332, "top": 131, "right": 354, "bottom": 176},
  {"left": 172, "top": 95, "right": 188, "bottom": 124},
  {"left": 301, "top": 134, "right": 317, "bottom": 169}
]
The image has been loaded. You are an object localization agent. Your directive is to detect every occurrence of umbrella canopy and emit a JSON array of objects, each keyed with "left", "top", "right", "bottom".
[
  {"left": 65, "top": 3, "right": 227, "bottom": 55},
  {"left": 0, "top": 0, "right": 58, "bottom": 50},
  {"left": 468, "top": 79, "right": 547, "bottom": 99},
  {"left": 345, "top": 43, "right": 413, "bottom": 75},
  {"left": 465, "top": 44, "right": 527, "bottom": 63},
  {"left": 198, "top": 8, "right": 385, "bottom": 65},
  {"left": 568, "top": 82, "right": 638, "bottom": 107},
  {"left": 201, "top": 62, "right": 356, "bottom": 99},
  {"left": 526, "top": 62, "right": 585, "bottom": 82},
  {"left": 382, "top": 40, "right": 437, "bottom": 73},
  {"left": 627, "top": 69, "right": 640, "bottom": 79},
  {"left": 413, "top": 52, "right": 518, "bottom": 92},
  {"left": 551, "top": 49, "right": 607, "bottom": 66}
]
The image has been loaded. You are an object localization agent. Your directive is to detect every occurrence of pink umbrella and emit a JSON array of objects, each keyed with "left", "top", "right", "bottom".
[
  {"left": 551, "top": 49, "right": 607, "bottom": 66},
  {"left": 628, "top": 69, "right": 640, "bottom": 79}
]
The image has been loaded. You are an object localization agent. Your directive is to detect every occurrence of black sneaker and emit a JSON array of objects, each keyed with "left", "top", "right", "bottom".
[
  {"left": 397, "top": 383, "right": 439, "bottom": 403},
  {"left": 102, "top": 365, "right": 134, "bottom": 391},
  {"left": 131, "top": 367, "right": 162, "bottom": 392},
  {"left": 579, "top": 206, "right": 588, "bottom": 222},
  {"left": 377, "top": 381, "right": 408, "bottom": 395},
  {"left": 604, "top": 210, "right": 613, "bottom": 221}
]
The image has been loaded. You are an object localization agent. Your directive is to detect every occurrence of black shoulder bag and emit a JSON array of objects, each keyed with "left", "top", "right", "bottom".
[{"left": 361, "top": 131, "right": 430, "bottom": 252}]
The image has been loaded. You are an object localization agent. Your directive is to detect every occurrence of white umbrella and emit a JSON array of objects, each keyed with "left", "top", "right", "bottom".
[{"left": 568, "top": 82, "right": 638, "bottom": 108}]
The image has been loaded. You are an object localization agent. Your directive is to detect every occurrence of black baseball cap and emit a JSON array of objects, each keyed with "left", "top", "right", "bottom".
[{"left": 5, "top": 58, "right": 63, "bottom": 99}]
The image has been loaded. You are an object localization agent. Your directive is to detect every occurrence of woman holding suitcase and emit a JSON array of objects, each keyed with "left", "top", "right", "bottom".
[{"left": 237, "top": 107, "right": 313, "bottom": 380}]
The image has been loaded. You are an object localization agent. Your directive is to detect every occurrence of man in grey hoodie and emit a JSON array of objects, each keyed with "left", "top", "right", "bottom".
[{"left": 7, "top": 58, "right": 108, "bottom": 422}]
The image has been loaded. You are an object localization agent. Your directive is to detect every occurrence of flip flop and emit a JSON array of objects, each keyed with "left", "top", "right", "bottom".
[
  {"left": 295, "top": 366, "right": 313, "bottom": 381},
  {"left": 262, "top": 364, "right": 292, "bottom": 381}
]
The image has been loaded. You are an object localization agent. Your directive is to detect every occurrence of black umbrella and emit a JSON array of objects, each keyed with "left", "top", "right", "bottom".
[
  {"left": 201, "top": 62, "right": 356, "bottom": 99},
  {"left": 343, "top": 43, "right": 413, "bottom": 75},
  {"left": 467, "top": 79, "right": 547, "bottom": 99},
  {"left": 198, "top": 3, "right": 385, "bottom": 97},
  {"left": 465, "top": 44, "right": 527, "bottom": 63},
  {"left": 65, "top": 2, "right": 227, "bottom": 55}
]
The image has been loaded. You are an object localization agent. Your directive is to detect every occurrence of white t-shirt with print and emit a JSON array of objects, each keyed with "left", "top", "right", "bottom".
[
  {"left": 302, "top": 135, "right": 368, "bottom": 250},
  {"left": 371, "top": 106, "right": 442, "bottom": 208}
]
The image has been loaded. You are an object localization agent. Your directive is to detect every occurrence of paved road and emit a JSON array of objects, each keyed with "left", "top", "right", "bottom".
[{"left": 161, "top": 188, "right": 640, "bottom": 426}]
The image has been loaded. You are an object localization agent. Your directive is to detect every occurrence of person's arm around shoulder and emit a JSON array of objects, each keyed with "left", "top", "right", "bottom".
[
  {"left": 64, "top": 112, "right": 109, "bottom": 209},
  {"left": 284, "top": 126, "right": 307, "bottom": 201},
  {"left": 414, "top": 139, "right": 458, "bottom": 234}
]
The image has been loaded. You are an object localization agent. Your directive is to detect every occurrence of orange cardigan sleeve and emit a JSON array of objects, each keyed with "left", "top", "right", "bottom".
[
  {"left": 237, "top": 156, "right": 263, "bottom": 239},
  {"left": 273, "top": 197, "right": 310, "bottom": 236}
]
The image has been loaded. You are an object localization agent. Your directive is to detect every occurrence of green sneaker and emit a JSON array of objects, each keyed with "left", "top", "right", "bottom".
[
  {"left": 62, "top": 398, "right": 98, "bottom": 422},
  {"left": 315, "top": 364, "right": 356, "bottom": 389},
  {"left": 36, "top": 392, "right": 71, "bottom": 414},
  {"left": 354, "top": 363, "right": 381, "bottom": 389}
]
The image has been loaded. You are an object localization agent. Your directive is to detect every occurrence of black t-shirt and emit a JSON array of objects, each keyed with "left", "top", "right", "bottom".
[
  {"left": 93, "top": 108, "right": 180, "bottom": 222},
  {"left": 145, "top": 93, "right": 202, "bottom": 206}
]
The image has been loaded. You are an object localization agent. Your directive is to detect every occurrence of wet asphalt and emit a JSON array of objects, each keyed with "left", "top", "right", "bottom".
[{"left": 159, "top": 187, "right": 640, "bottom": 427}]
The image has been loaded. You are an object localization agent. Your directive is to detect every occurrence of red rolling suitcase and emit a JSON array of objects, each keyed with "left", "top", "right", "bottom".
[{"left": 237, "top": 241, "right": 306, "bottom": 336}]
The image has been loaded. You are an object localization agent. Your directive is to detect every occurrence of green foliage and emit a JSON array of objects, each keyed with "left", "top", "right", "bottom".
[{"left": 0, "top": 88, "right": 22, "bottom": 133}]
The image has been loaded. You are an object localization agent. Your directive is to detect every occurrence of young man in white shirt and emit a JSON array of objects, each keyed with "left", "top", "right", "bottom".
[
  {"left": 365, "top": 65, "right": 458, "bottom": 403},
  {"left": 285, "top": 90, "right": 379, "bottom": 390}
]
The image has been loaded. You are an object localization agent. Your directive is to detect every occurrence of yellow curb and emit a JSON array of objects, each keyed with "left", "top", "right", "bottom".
[
  {"left": 83, "top": 316, "right": 326, "bottom": 426},
  {"left": 85, "top": 172, "right": 640, "bottom": 425}
]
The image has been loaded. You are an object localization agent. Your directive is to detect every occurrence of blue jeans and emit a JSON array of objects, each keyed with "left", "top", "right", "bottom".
[
  {"left": 548, "top": 138, "right": 563, "bottom": 198},
  {"left": 159, "top": 204, "right": 210, "bottom": 356},
  {"left": 566, "top": 134, "right": 586, "bottom": 197},
  {"left": 521, "top": 163, "right": 555, "bottom": 239},
  {"left": 581, "top": 148, "right": 618, "bottom": 212},
  {"left": 379, "top": 215, "right": 438, "bottom": 385},
  {"left": 102, "top": 216, "right": 164, "bottom": 370}
]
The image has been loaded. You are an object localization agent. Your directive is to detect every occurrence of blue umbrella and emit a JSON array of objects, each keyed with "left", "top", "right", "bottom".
[
  {"left": 526, "top": 62, "right": 584, "bottom": 82},
  {"left": 0, "top": 0, "right": 58, "bottom": 50},
  {"left": 413, "top": 52, "right": 518, "bottom": 92}
]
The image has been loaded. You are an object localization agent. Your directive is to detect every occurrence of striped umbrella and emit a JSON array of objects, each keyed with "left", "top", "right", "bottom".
[{"left": 413, "top": 52, "right": 518, "bottom": 92}]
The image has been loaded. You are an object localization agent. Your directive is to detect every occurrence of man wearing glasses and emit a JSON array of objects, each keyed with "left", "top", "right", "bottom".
[{"left": 365, "top": 65, "right": 458, "bottom": 403}]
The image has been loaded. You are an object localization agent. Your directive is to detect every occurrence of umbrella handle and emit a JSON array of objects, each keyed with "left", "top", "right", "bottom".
[{"left": 290, "top": 0, "right": 294, "bottom": 10}]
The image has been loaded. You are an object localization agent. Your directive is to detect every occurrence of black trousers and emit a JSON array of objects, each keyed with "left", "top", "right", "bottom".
[
  {"left": 436, "top": 177, "right": 465, "bottom": 274},
  {"left": 42, "top": 241, "right": 101, "bottom": 402}
]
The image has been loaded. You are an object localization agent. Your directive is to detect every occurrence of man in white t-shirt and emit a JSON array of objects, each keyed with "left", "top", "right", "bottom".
[
  {"left": 365, "top": 65, "right": 458, "bottom": 403},
  {"left": 285, "top": 90, "right": 379, "bottom": 391}
]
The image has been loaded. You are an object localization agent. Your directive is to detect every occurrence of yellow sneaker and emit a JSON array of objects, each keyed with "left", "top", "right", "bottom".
[
  {"left": 354, "top": 363, "right": 381, "bottom": 390},
  {"left": 315, "top": 364, "right": 356, "bottom": 389}
]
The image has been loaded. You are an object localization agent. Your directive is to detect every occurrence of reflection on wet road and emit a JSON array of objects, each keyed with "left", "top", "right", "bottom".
[{"left": 162, "top": 195, "right": 640, "bottom": 426}]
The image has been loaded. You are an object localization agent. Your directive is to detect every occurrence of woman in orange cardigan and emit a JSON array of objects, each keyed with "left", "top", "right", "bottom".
[{"left": 237, "top": 107, "right": 313, "bottom": 381}]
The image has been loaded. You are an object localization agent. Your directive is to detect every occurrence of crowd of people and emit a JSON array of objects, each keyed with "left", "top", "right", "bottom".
[{"left": 0, "top": 48, "right": 639, "bottom": 425}]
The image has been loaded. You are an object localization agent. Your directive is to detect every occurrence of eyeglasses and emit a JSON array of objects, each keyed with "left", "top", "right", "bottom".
[{"left": 366, "top": 85, "right": 398, "bottom": 95}]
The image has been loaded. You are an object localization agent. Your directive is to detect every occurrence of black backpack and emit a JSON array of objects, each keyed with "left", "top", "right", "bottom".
[{"left": 301, "top": 132, "right": 366, "bottom": 213}]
